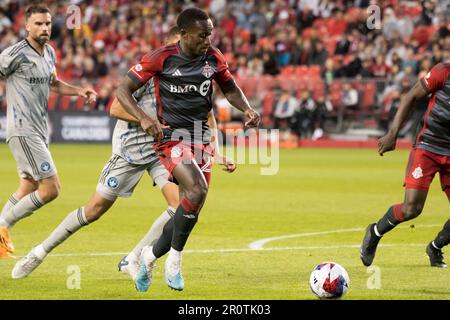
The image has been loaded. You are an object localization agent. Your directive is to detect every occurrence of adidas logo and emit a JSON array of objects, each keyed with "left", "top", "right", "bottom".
[{"left": 172, "top": 69, "right": 182, "bottom": 76}]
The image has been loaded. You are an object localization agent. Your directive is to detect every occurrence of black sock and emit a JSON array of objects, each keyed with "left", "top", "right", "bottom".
[
  {"left": 153, "top": 217, "right": 174, "bottom": 258},
  {"left": 171, "top": 205, "right": 198, "bottom": 251},
  {"left": 433, "top": 219, "right": 450, "bottom": 249},
  {"left": 375, "top": 203, "right": 404, "bottom": 235}
]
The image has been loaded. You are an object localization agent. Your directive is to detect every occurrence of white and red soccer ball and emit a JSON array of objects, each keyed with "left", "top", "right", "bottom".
[{"left": 309, "top": 262, "right": 350, "bottom": 299}]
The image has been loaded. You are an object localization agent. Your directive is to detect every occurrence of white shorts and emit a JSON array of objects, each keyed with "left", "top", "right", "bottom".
[
  {"left": 96, "top": 155, "right": 170, "bottom": 201},
  {"left": 8, "top": 135, "right": 57, "bottom": 181}
]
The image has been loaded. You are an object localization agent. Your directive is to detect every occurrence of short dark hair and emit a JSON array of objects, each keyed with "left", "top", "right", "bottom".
[
  {"left": 168, "top": 26, "right": 180, "bottom": 38},
  {"left": 25, "top": 4, "right": 51, "bottom": 20},
  {"left": 177, "top": 8, "right": 209, "bottom": 30}
]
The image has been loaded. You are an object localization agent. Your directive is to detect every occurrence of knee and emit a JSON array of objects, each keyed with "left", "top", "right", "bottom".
[
  {"left": 402, "top": 201, "right": 423, "bottom": 220},
  {"left": 39, "top": 182, "right": 61, "bottom": 202},
  {"left": 185, "top": 181, "right": 208, "bottom": 205},
  {"left": 84, "top": 203, "right": 107, "bottom": 223}
]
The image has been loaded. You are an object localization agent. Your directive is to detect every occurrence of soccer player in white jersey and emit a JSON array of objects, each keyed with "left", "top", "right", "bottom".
[
  {"left": 11, "top": 27, "right": 236, "bottom": 280},
  {"left": 0, "top": 4, "right": 97, "bottom": 258}
]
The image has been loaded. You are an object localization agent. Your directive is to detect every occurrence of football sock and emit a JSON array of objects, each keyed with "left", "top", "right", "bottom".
[
  {"left": 171, "top": 197, "right": 200, "bottom": 251},
  {"left": 375, "top": 203, "right": 404, "bottom": 236},
  {"left": 41, "top": 207, "right": 89, "bottom": 253},
  {"left": 0, "top": 194, "right": 18, "bottom": 217},
  {"left": 0, "top": 192, "right": 44, "bottom": 229},
  {"left": 152, "top": 217, "right": 174, "bottom": 258},
  {"left": 432, "top": 219, "right": 450, "bottom": 249},
  {"left": 130, "top": 207, "right": 175, "bottom": 259}
]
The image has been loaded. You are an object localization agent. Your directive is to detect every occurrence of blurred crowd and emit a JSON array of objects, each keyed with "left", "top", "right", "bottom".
[{"left": 0, "top": 0, "right": 449, "bottom": 138}]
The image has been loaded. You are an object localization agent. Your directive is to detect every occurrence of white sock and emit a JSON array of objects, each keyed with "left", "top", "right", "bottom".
[
  {"left": 142, "top": 246, "right": 157, "bottom": 264},
  {"left": 127, "top": 251, "right": 139, "bottom": 263},
  {"left": 0, "top": 217, "right": 11, "bottom": 229},
  {"left": 1, "top": 192, "right": 44, "bottom": 228},
  {"left": 32, "top": 244, "right": 48, "bottom": 260},
  {"left": 42, "top": 207, "right": 89, "bottom": 253},
  {"left": 0, "top": 194, "right": 18, "bottom": 217},
  {"left": 168, "top": 247, "right": 182, "bottom": 260},
  {"left": 130, "top": 207, "right": 175, "bottom": 258}
]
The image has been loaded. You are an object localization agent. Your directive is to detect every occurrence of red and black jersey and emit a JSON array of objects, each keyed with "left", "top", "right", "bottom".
[
  {"left": 417, "top": 62, "right": 450, "bottom": 156},
  {"left": 127, "top": 42, "right": 233, "bottom": 143}
]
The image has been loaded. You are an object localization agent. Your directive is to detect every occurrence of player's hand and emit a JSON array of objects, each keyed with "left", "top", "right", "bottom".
[
  {"left": 244, "top": 108, "right": 260, "bottom": 129},
  {"left": 215, "top": 154, "right": 237, "bottom": 173},
  {"left": 140, "top": 116, "right": 163, "bottom": 141},
  {"left": 78, "top": 87, "right": 97, "bottom": 104},
  {"left": 378, "top": 131, "right": 397, "bottom": 156}
]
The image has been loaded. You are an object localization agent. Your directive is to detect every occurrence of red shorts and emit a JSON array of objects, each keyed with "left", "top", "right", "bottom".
[
  {"left": 154, "top": 141, "right": 213, "bottom": 185},
  {"left": 404, "top": 148, "right": 450, "bottom": 195}
]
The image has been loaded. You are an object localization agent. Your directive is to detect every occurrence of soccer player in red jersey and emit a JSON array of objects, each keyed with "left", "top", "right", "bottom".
[
  {"left": 361, "top": 62, "right": 450, "bottom": 268},
  {"left": 116, "top": 8, "right": 260, "bottom": 291}
]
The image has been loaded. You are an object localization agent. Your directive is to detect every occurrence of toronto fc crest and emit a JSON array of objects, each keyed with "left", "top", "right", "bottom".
[{"left": 202, "top": 62, "right": 214, "bottom": 78}]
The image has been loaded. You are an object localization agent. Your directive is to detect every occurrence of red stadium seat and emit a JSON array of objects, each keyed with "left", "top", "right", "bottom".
[
  {"left": 75, "top": 97, "right": 86, "bottom": 111},
  {"left": 361, "top": 81, "right": 377, "bottom": 113},
  {"left": 311, "top": 80, "right": 325, "bottom": 100},
  {"left": 59, "top": 95, "right": 72, "bottom": 111},
  {"left": 294, "top": 65, "right": 309, "bottom": 78},
  {"left": 308, "top": 65, "right": 321, "bottom": 78},
  {"left": 47, "top": 93, "right": 58, "bottom": 111}
]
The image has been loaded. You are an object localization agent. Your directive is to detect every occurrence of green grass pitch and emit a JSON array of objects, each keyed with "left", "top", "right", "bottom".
[{"left": 0, "top": 144, "right": 449, "bottom": 300}]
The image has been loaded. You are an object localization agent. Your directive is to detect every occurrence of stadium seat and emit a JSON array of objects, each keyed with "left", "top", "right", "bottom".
[
  {"left": 59, "top": 95, "right": 72, "bottom": 111},
  {"left": 294, "top": 65, "right": 309, "bottom": 78},
  {"left": 308, "top": 65, "right": 321, "bottom": 78},
  {"left": 361, "top": 81, "right": 377, "bottom": 113},
  {"left": 47, "top": 93, "right": 58, "bottom": 111},
  {"left": 311, "top": 80, "right": 325, "bottom": 100},
  {"left": 75, "top": 97, "right": 87, "bottom": 111}
]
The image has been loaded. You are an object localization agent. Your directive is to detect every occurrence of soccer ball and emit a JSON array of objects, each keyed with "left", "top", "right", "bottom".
[{"left": 309, "top": 262, "right": 349, "bottom": 299}]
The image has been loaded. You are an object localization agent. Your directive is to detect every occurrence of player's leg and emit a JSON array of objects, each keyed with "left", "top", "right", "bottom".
[
  {"left": 136, "top": 162, "right": 207, "bottom": 292},
  {"left": 0, "top": 175, "right": 60, "bottom": 231},
  {"left": 426, "top": 168, "right": 450, "bottom": 267},
  {"left": 0, "top": 178, "right": 38, "bottom": 257},
  {"left": 11, "top": 155, "right": 142, "bottom": 278},
  {"left": 361, "top": 148, "right": 438, "bottom": 266},
  {"left": 11, "top": 192, "right": 116, "bottom": 279},
  {"left": 119, "top": 180, "right": 179, "bottom": 280},
  {"left": 361, "top": 188, "right": 428, "bottom": 267},
  {"left": 0, "top": 177, "right": 38, "bottom": 217},
  {"left": 0, "top": 136, "right": 59, "bottom": 256}
]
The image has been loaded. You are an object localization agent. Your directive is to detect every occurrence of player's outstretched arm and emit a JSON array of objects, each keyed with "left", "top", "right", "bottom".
[
  {"left": 219, "top": 79, "right": 260, "bottom": 129},
  {"left": 109, "top": 97, "right": 139, "bottom": 124},
  {"left": 207, "top": 111, "right": 236, "bottom": 173},
  {"left": 51, "top": 75, "right": 97, "bottom": 104},
  {"left": 116, "top": 77, "right": 163, "bottom": 140},
  {"left": 378, "top": 81, "right": 429, "bottom": 156}
]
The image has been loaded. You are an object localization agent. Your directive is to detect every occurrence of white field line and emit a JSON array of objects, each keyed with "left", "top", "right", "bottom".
[
  {"left": 248, "top": 224, "right": 442, "bottom": 250},
  {"left": 28, "top": 223, "right": 441, "bottom": 258}
]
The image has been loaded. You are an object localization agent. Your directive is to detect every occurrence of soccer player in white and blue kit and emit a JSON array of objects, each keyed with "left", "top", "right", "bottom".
[{"left": 0, "top": 5, "right": 97, "bottom": 258}]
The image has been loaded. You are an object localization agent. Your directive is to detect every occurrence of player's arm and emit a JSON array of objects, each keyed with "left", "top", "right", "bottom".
[
  {"left": 218, "top": 79, "right": 260, "bottom": 129},
  {"left": 109, "top": 97, "right": 139, "bottom": 124},
  {"left": 378, "top": 63, "right": 447, "bottom": 156},
  {"left": 116, "top": 77, "right": 162, "bottom": 140},
  {"left": 51, "top": 68, "right": 97, "bottom": 104},
  {"left": 378, "top": 81, "right": 429, "bottom": 156},
  {"left": 207, "top": 110, "right": 236, "bottom": 173},
  {"left": 0, "top": 48, "right": 21, "bottom": 79}
]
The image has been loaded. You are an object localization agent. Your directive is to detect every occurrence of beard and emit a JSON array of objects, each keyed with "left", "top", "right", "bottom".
[{"left": 34, "top": 34, "right": 50, "bottom": 46}]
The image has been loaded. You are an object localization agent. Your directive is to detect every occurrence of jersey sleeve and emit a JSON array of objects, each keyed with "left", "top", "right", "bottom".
[
  {"left": 127, "top": 51, "right": 164, "bottom": 85},
  {"left": 212, "top": 48, "right": 233, "bottom": 86},
  {"left": 420, "top": 63, "right": 448, "bottom": 93},
  {"left": 0, "top": 48, "right": 21, "bottom": 78}
]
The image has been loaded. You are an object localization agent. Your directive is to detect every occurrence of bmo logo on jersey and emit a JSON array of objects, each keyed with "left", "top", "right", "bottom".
[{"left": 169, "top": 80, "right": 211, "bottom": 97}]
